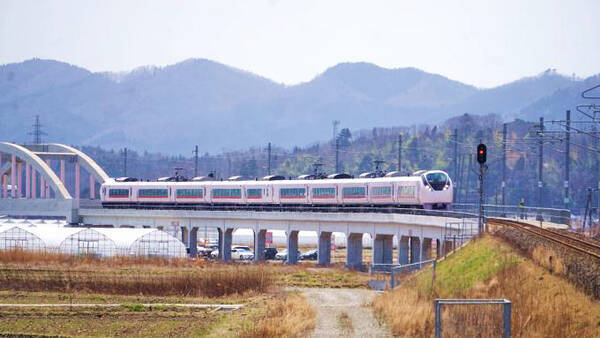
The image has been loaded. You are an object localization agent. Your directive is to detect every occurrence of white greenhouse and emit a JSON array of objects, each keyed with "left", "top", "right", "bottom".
[{"left": 0, "top": 223, "right": 187, "bottom": 258}]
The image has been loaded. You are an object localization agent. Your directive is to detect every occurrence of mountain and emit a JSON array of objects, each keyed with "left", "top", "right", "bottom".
[{"left": 0, "top": 58, "right": 594, "bottom": 154}]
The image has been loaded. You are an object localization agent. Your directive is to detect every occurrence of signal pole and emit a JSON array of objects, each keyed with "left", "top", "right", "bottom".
[
  {"left": 502, "top": 123, "right": 507, "bottom": 205},
  {"left": 193, "top": 145, "right": 199, "bottom": 177},
  {"left": 564, "top": 110, "right": 571, "bottom": 209},
  {"left": 398, "top": 133, "right": 402, "bottom": 173}
]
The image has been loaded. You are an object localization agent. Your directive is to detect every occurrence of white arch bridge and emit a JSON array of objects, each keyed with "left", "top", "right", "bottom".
[{"left": 0, "top": 142, "right": 475, "bottom": 267}]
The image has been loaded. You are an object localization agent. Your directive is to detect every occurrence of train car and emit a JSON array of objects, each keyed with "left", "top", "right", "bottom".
[{"left": 100, "top": 170, "right": 453, "bottom": 210}]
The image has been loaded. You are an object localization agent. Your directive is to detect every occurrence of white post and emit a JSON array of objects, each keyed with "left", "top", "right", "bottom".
[
  {"left": 25, "top": 164, "right": 31, "bottom": 198},
  {"left": 11, "top": 155, "right": 16, "bottom": 198}
]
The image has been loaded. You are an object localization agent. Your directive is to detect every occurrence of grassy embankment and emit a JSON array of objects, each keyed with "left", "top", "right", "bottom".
[
  {"left": 373, "top": 236, "right": 600, "bottom": 337},
  {"left": 0, "top": 250, "right": 317, "bottom": 337}
]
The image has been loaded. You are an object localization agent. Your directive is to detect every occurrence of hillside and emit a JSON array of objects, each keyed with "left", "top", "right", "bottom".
[{"left": 0, "top": 58, "right": 593, "bottom": 153}]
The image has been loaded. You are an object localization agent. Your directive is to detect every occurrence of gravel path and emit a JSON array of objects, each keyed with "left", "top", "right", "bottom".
[{"left": 297, "top": 288, "right": 389, "bottom": 337}]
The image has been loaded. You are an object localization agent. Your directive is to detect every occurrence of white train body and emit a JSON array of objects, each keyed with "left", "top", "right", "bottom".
[{"left": 100, "top": 170, "right": 453, "bottom": 210}]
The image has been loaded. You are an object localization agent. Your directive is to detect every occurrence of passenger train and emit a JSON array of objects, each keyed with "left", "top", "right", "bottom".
[{"left": 100, "top": 170, "right": 453, "bottom": 210}]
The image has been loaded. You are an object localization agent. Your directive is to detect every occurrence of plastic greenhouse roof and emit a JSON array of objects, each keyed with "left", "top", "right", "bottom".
[
  {"left": 93, "top": 228, "right": 162, "bottom": 249},
  {"left": 22, "top": 226, "right": 85, "bottom": 248}
]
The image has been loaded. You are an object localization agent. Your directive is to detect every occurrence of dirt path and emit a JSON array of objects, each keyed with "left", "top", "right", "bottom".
[{"left": 296, "top": 288, "right": 389, "bottom": 337}]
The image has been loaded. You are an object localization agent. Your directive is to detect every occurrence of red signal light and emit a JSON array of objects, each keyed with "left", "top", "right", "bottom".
[{"left": 477, "top": 143, "right": 487, "bottom": 164}]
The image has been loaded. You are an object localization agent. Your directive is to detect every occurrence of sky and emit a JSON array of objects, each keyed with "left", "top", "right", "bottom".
[{"left": 1, "top": 0, "right": 599, "bottom": 88}]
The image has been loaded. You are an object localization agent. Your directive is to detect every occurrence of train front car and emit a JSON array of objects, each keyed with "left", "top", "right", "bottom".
[{"left": 417, "top": 170, "right": 453, "bottom": 210}]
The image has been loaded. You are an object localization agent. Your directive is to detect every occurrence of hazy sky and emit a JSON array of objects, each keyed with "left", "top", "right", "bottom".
[{"left": 1, "top": 0, "right": 599, "bottom": 88}]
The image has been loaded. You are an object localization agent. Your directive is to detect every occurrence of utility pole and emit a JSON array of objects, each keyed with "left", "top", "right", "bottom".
[
  {"left": 595, "top": 124, "right": 600, "bottom": 221},
  {"left": 538, "top": 118, "right": 544, "bottom": 210},
  {"left": 502, "top": 123, "right": 507, "bottom": 205},
  {"left": 398, "top": 133, "right": 402, "bottom": 173},
  {"left": 193, "top": 145, "right": 199, "bottom": 177},
  {"left": 564, "top": 110, "right": 571, "bottom": 210},
  {"left": 122, "top": 147, "right": 128, "bottom": 177},
  {"left": 335, "top": 138, "right": 340, "bottom": 173},
  {"left": 267, "top": 142, "right": 272, "bottom": 175},
  {"left": 453, "top": 129, "right": 458, "bottom": 201},
  {"left": 465, "top": 154, "right": 472, "bottom": 204}
]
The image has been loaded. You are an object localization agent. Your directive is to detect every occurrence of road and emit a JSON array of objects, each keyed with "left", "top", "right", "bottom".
[{"left": 297, "top": 287, "right": 389, "bottom": 337}]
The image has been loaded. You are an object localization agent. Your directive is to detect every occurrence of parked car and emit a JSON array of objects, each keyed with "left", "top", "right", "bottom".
[
  {"left": 299, "top": 249, "right": 318, "bottom": 261},
  {"left": 275, "top": 249, "right": 301, "bottom": 261},
  {"left": 201, "top": 244, "right": 219, "bottom": 257},
  {"left": 232, "top": 245, "right": 252, "bottom": 252},
  {"left": 264, "top": 247, "right": 278, "bottom": 260},
  {"left": 232, "top": 248, "right": 254, "bottom": 260},
  {"left": 210, "top": 248, "right": 254, "bottom": 260}
]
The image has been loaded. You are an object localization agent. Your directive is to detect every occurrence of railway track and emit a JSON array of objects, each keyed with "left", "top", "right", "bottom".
[{"left": 490, "top": 218, "right": 600, "bottom": 260}]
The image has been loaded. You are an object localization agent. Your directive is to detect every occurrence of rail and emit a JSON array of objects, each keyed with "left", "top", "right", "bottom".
[{"left": 489, "top": 218, "right": 600, "bottom": 259}]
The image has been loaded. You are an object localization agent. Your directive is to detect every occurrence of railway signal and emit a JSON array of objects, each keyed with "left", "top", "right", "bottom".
[
  {"left": 477, "top": 143, "right": 487, "bottom": 164},
  {"left": 476, "top": 143, "right": 487, "bottom": 235}
]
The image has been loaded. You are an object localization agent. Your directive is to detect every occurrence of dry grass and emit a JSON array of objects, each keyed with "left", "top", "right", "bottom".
[
  {"left": 373, "top": 236, "right": 600, "bottom": 337},
  {"left": 239, "top": 292, "right": 316, "bottom": 338},
  {"left": 337, "top": 311, "right": 354, "bottom": 335},
  {"left": 0, "top": 248, "right": 200, "bottom": 269},
  {"left": 0, "top": 249, "right": 273, "bottom": 298}
]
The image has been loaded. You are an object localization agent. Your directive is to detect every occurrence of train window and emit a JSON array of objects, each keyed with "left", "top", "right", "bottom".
[
  {"left": 108, "top": 188, "right": 129, "bottom": 198},
  {"left": 138, "top": 189, "right": 169, "bottom": 198},
  {"left": 176, "top": 189, "right": 203, "bottom": 198},
  {"left": 342, "top": 187, "right": 366, "bottom": 198},
  {"left": 398, "top": 186, "right": 415, "bottom": 198},
  {"left": 312, "top": 187, "right": 335, "bottom": 198},
  {"left": 425, "top": 172, "right": 448, "bottom": 191},
  {"left": 280, "top": 188, "right": 306, "bottom": 198},
  {"left": 247, "top": 188, "right": 262, "bottom": 198},
  {"left": 371, "top": 186, "right": 392, "bottom": 196},
  {"left": 212, "top": 188, "right": 242, "bottom": 198}
]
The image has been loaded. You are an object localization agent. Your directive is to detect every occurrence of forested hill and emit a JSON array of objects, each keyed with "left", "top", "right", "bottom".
[
  {"left": 0, "top": 58, "right": 594, "bottom": 154},
  {"left": 72, "top": 113, "right": 596, "bottom": 213}
]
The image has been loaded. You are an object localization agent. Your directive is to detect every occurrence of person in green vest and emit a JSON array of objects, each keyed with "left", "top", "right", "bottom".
[{"left": 518, "top": 198, "right": 525, "bottom": 219}]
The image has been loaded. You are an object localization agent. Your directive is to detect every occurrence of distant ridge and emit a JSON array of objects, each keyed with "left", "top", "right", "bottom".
[{"left": 0, "top": 58, "right": 593, "bottom": 153}]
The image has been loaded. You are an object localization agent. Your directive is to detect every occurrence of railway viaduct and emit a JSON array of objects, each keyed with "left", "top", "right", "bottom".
[{"left": 0, "top": 142, "right": 468, "bottom": 268}]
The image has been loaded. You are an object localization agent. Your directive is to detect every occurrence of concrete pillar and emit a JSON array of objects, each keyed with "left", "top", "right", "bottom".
[
  {"left": 399, "top": 236, "right": 409, "bottom": 265},
  {"left": 16, "top": 162, "right": 22, "bottom": 198},
  {"left": 443, "top": 240, "right": 454, "bottom": 255},
  {"left": 373, "top": 234, "right": 394, "bottom": 265},
  {"left": 75, "top": 162, "right": 80, "bottom": 199},
  {"left": 189, "top": 227, "right": 198, "bottom": 258},
  {"left": 346, "top": 233, "right": 363, "bottom": 269},
  {"left": 25, "top": 164, "right": 30, "bottom": 198},
  {"left": 89, "top": 175, "right": 95, "bottom": 199},
  {"left": 60, "top": 159, "right": 65, "bottom": 183},
  {"left": 423, "top": 238, "right": 432, "bottom": 260},
  {"left": 218, "top": 228, "right": 233, "bottom": 261},
  {"left": 181, "top": 227, "right": 189, "bottom": 244},
  {"left": 436, "top": 239, "right": 441, "bottom": 258},
  {"left": 318, "top": 231, "right": 332, "bottom": 265},
  {"left": 410, "top": 237, "right": 421, "bottom": 263},
  {"left": 11, "top": 155, "right": 16, "bottom": 198},
  {"left": 286, "top": 230, "right": 299, "bottom": 264},
  {"left": 254, "top": 229, "right": 266, "bottom": 262},
  {"left": 45, "top": 159, "right": 51, "bottom": 198}
]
